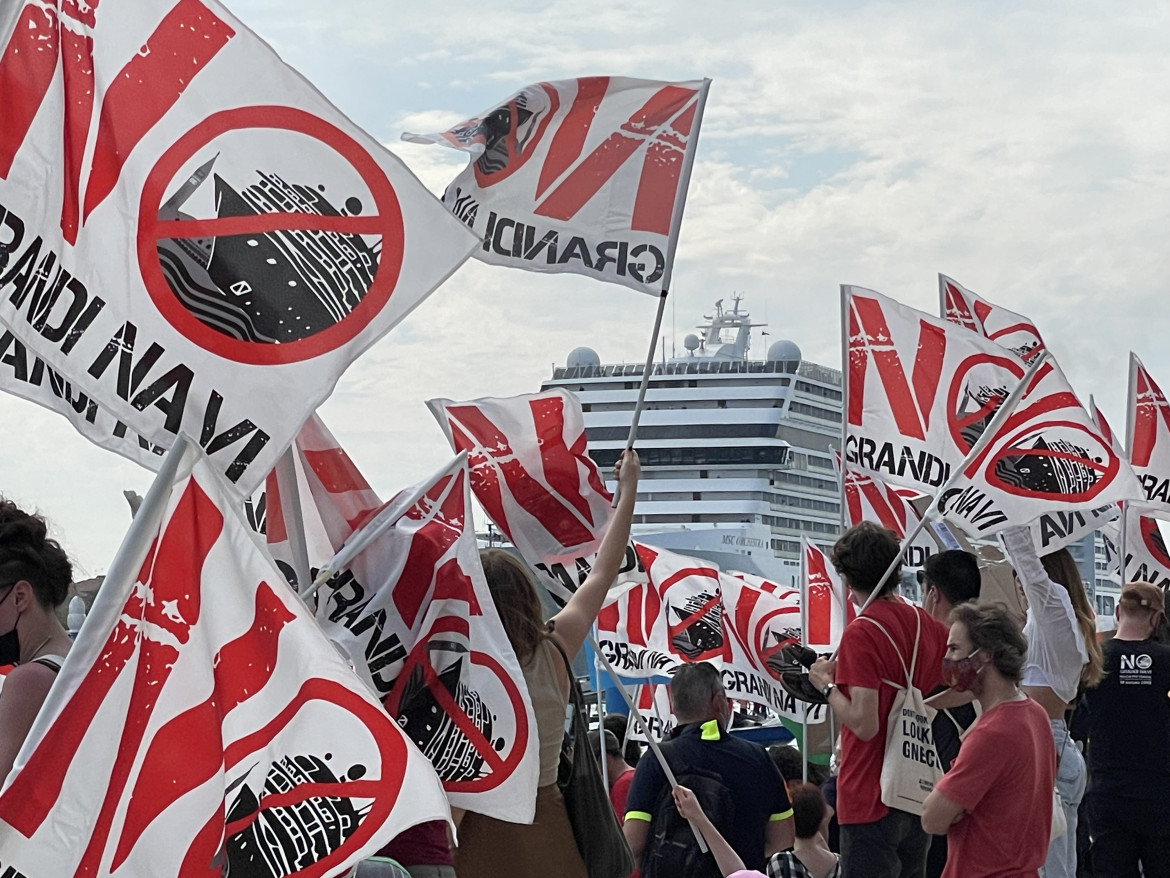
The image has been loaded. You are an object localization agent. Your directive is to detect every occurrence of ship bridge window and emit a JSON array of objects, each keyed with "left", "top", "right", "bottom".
[
  {"left": 586, "top": 424, "right": 780, "bottom": 441},
  {"left": 590, "top": 446, "right": 792, "bottom": 469}
]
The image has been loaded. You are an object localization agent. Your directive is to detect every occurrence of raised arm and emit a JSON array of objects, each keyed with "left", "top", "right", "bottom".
[{"left": 549, "top": 450, "right": 641, "bottom": 660}]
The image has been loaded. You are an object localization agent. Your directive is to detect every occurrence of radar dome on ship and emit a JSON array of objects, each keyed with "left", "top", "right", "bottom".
[
  {"left": 683, "top": 334, "right": 701, "bottom": 352},
  {"left": 567, "top": 346, "right": 601, "bottom": 367},
  {"left": 762, "top": 339, "right": 800, "bottom": 372}
]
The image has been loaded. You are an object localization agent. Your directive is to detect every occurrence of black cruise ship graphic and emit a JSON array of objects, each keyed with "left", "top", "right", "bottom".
[{"left": 157, "top": 155, "right": 381, "bottom": 344}]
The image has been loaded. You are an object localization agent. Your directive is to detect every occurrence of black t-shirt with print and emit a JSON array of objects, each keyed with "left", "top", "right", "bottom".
[{"left": 1083, "top": 637, "right": 1170, "bottom": 798}]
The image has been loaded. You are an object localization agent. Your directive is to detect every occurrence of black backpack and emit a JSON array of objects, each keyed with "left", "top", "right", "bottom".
[{"left": 640, "top": 754, "right": 736, "bottom": 878}]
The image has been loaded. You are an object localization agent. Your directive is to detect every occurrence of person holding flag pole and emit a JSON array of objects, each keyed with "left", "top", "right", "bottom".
[{"left": 805, "top": 349, "right": 1051, "bottom": 878}]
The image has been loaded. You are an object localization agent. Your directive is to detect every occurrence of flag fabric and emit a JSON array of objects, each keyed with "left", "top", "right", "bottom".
[
  {"left": 0, "top": 0, "right": 476, "bottom": 495},
  {"left": 403, "top": 77, "right": 710, "bottom": 295},
  {"left": 1101, "top": 511, "right": 1170, "bottom": 589},
  {"left": 1127, "top": 353, "right": 1170, "bottom": 515},
  {"left": 265, "top": 418, "right": 541, "bottom": 823},
  {"left": 428, "top": 390, "right": 622, "bottom": 600},
  {"left": 595, "top": 543, "right": 728, "bottom": 677},
  {"left": 801, "top": 538, "right": 853, "bottom": 651},
  {"left": 843, "top": 285, "right": 1141, "bottom": 546},
  {"left": 718, "top": 571, "right": 825, "bottom": 723},
  {"left": 310, "top": 454, "right": 540, "bottom": 823},
  {"left": 938, "top": 280, "right": 1119, "bottom": 551},
  {"left": 837, "top": 454, "right": 935, "bottom": 569},
  {"left": 0, "top": 443, "right": 448, "bottom": 876},
  {"left": 1089, "top": 395, "right": 1126, "bottom": 459},
  {"left": 939, "top": 274, "right": 1045, "bottom": 364},
  {"left": 0, "top": 331, "right": 167, "bottom": 469},
  {"left": 627, "top": 683, "right": 675, "bottom": 744}
]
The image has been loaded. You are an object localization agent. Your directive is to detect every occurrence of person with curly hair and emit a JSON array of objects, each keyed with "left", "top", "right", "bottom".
[{"left": 0, "top": 498, "right": 74, "bottom": 781}]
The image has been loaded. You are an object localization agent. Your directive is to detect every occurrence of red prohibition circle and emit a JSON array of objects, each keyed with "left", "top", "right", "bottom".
[
  {"left": 138, "top": 105, "right": 405, "bottom": 365},
  {"left": 221, "top": 678, "right": 409, "bottom": 878},
  {"left": 1140, "top": 516, "right": 1170, "bottom": 568},
  {"left": 985, "top": 418, "right": 1118, "bottom": 502},
  {"left": 947, "top": 352, "right": 1025, "bottom": 454},
  {"left": 751, "top": 606, "right": 800, "bottom": 680},
  {"left": 383, "top": 615, "right": 530, "bottom": 794}
]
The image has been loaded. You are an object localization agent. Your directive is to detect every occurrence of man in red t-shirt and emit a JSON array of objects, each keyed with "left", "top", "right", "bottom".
[
  {"left": 922, "top": 603, "right": 1055, "bottom": 877},
  {"left": 809, "top": 522, "right": 948, "bottom": 878},
  {"left": 590, "top": 728, "right": 636, "bottom": 817}
]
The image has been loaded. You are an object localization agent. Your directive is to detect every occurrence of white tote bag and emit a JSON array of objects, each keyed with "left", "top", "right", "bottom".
[{"left": 859, "top": 610, "right": 942, "bottom": 816}]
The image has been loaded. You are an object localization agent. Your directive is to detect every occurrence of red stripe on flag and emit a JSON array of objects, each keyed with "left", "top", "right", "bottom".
[
  {"left": 0, "top": 3, "right": 60, "bottom": 178},
  {"left": 83, "top": 0, "right": 234, "bottom": 224},
  {"left": 631, "top": 96, "right": 696, "bottom": 235},
  {"left": 111, "top": 581, "right": 296, "bottom": 869},
  {"left": 534, "top": 76, "right": 609, "bottom": 199},
  {"left": 395, "top": 476, "right": 463, "bottom": 629}
]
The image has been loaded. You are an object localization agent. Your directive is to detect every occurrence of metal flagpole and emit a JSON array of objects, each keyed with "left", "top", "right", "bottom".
[
  {"left": 1121, "top": 355, "right": 1139, "bottom": 586},
  {"left": 594, "top": 624, "right": 609, "bottom": 792},
  {"left": 830, "top": 348, "right": 1052, "bottom": 658},
  {"left": 588, "top": 633, "right": 709, "bottom": 853},
  {"left": 800, "top": 543, "right": 809, "bottom": 783},
  {"left": 275, "top": 446, "right": 313, "bottom": 596}
]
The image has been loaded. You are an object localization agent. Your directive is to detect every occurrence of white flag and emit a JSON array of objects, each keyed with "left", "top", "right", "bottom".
[
  {"left": 405, "top": 77, "right": 710, "bottom": 294},
  {"left": 0, "top": 0, "right": 476, "bottom": 494},
  {"left": 801, "top": 538, "right": 853, "bottom": 652},
  {"left": 939, "top": 274, "right": 1045, "bottom": 364},
  {"left": 313, "top": 455, "right": 540, "bottom": 823},
  {"left": 843, "top": 285, "right": 1141, "bottom": 543},
  {"left": 0, "top": 444, "right": 448, "bottom": 876}
]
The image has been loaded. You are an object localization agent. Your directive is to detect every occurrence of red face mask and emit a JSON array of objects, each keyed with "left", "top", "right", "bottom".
[{"left": 941, "top": 649, "right": 984, "bottom": 692}]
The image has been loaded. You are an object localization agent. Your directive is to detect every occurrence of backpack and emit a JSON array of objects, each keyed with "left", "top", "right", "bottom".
[{"left": 640, "top": 752, "right": 735, "bottom": 878}]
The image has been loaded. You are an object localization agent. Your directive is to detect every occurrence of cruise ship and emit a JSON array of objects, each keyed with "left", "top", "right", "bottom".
[{"left": 541, "top": 296, "right": 842, "bottom": 585}]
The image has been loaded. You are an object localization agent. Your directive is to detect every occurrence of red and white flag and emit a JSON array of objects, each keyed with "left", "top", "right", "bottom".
[
  {"left": 1089, "top": 395, "right": 1126, "bottom": 459},
  {"left": 1126, "top": 353, "right": 1170, "bottom": 515},
  {"left": 843, "top": 285, "right": 1141, "bottom": 545},
  {"left": 627, "top": 684, "right": 676, "bottom": 744},
  {"left": 311, "top": 454, "right": 540, "bottom": 823},
  {"left": 837, "top": 453, "right": 935, "bottom": 568},
  {"left": 0, "top": 444, "right": 448, "bottom": 876},
  {"left": 0, "top": 0, "right": 476, "bottom": 494},
  {"left": 802, "top": 538, "right": 853, "bottom": 651},
  {"left": 939, "top": 274, "right": 1045, "bottom": 364},
  {"left": 404, "top": 77, "right": 710, "bottom": 295},
  {"left": 0, "top": 332, "right": 167, "bottom": 469},
  {"left": 265, "top": 417, "right": 540, "bottom": 822},
  {"left": 1102, "top": 511, "right": 1170, "bottom": 589},
  {"left": 429, "top": 390, "right": 623, "bottom": 600},
  {"left": 718, "top": 572, "right": 825, "bottom": 722},
  {"left": 596, "top": 543, "right": 727, "bottom": 676}
]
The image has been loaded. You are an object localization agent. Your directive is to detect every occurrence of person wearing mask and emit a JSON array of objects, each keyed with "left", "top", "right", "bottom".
[
  {"left": 921, "top": 603, "right": 1055, "bottom": 877},
  {"left": 453, "top": 450, "right": 640, "bottom": 878},
  {"left": 1081, "top": 581, "right": 1170, "bottom": 878},
  {"left": 0, "top": 498, "right": 74, "bottom": 781},
  {"left": 808, "top": 522, "right": 949, "bottom": 878},
  {"left": 919, "top": 549, "right": 981, "bottom": 878}
]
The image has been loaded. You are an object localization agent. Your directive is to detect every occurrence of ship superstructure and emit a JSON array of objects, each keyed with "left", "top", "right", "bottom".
[{"left": 541, "top": 296, "right": 843, "bottom": 583}]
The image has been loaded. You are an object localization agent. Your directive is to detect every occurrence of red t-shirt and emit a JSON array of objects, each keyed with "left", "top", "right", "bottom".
[
  {"left": 835, "top": 600, "right": 948, "bottom": 824},
  {"left": 933, "top": 697, "right": 1055, "bottom": 878},
  {"left": 610, "top": 767, "right": 636, "bottom": 818}
]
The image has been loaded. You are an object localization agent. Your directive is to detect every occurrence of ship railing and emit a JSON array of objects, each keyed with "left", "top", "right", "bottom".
[{"left": 551, "top": 359, "right": 819, "bottom": 381}]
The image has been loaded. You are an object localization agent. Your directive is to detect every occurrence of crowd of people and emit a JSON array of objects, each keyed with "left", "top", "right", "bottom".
[{"left": 1, "top": 462, "right": 1168, "bottom": 878}]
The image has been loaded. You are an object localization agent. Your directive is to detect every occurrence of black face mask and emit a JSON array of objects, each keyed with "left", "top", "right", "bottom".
[{"left": 0, "top": 587, "right": 19, "bottom": 666}]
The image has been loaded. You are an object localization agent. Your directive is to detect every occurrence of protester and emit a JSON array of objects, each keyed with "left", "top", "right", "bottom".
[
  {"left": 605, "top": 710, "right": 644, "bottom": 766},
  {"left": 767, "top": 781, "right": 841, "bottom": 878},
  {"left": 919, "top": 549, "right": 981, "bottom": 878},
  {"left": 921, "top": 603, "right": 1055, "bottom": 878},
  {"left": 590, "top": 727, "right": 637, "bottom": 818},
  {"left": 623, "top": 661, "right": 794, "bottom": 876},
  {"left": 0, "top": 499, "right": 74, "bottom": 781},
  {"left": 1000, "top": 527, "right": 1102, "bottom": 878},
  {"left": 1081, "top": 581, "right": 1170, "bottom": 878},
  {"left": 453, "top": 450, "right": 639, "bottom": 878},
  {"left": 769, "top": 742, "right": 829, "bottom": 787},
  {"left": 808, "top": 521, "right": 948, "bottom": 878},
  {"left": 672, "top": 785, "right": 764, "bottom": 878}
]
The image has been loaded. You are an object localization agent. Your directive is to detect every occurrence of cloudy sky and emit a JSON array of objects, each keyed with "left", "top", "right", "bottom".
[{"left": 2, "top": 0, "right": 1169, "bottom": 575}]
